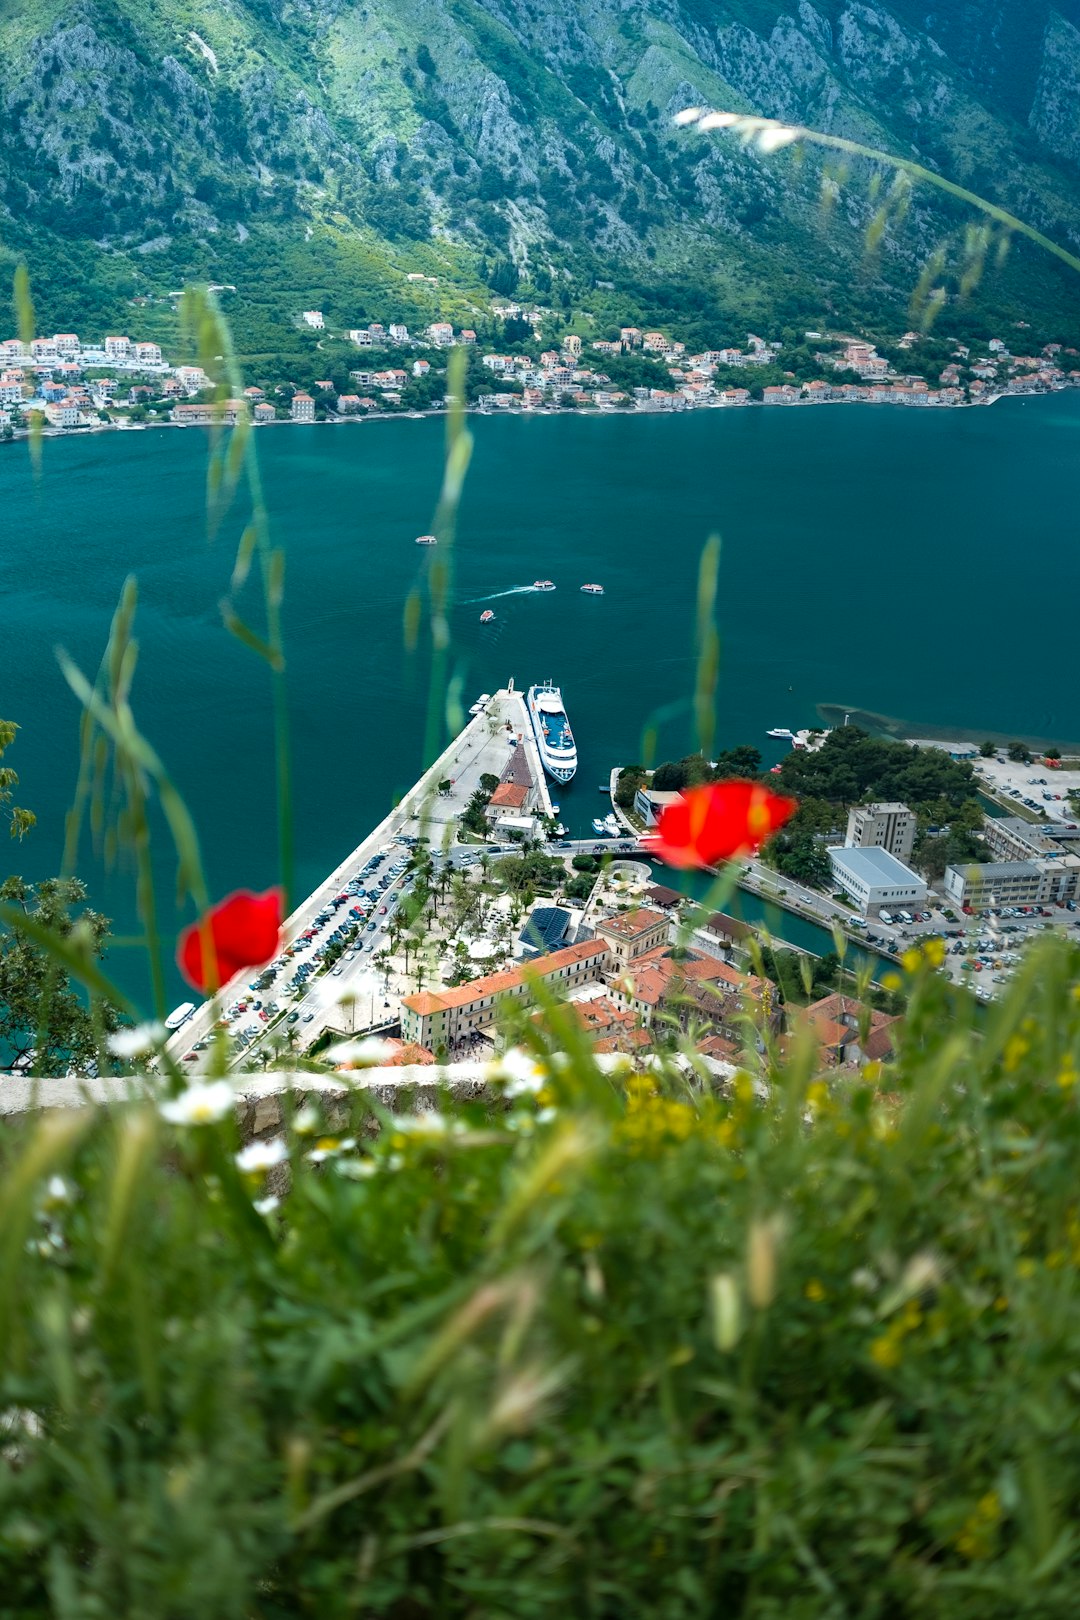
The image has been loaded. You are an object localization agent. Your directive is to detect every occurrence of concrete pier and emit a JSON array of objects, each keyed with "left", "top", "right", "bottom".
[{"left": 166, "top": 683, "right": 540, "bottom": 1058}]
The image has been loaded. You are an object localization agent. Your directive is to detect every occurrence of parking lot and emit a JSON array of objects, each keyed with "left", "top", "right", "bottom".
[{"left": 973, "top": 753, "right": 1080, "bottom": 824}]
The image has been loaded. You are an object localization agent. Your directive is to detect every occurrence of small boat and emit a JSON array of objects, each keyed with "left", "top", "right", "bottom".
[
  {"left": 598, "top": 785, "right": 611, "bottom": 794},
  {"left": 532, "top": 580, "right": 556, "bottom": 592},
  {"left": 592, "top": 818, "right": 609, "bottom": 835},
  {"left": 603, "top": 814, "right": 622, "bottom": 835},
  {"left": 415, "top": 533, "right": 438, "bottom": 546},
  {"left": 580, "top": 583, "right": 604, "bottom": 595},
  {"left": 480, "top": 610, "right": 495, "bottom": 623},
  {"left": 766, "top": 727, "right": 794, "bottom": 740}
]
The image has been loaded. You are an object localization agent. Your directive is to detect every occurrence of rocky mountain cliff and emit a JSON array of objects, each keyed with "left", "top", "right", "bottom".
[{"left": 3, "top": 0, "right": 1080, "bottom": 348}]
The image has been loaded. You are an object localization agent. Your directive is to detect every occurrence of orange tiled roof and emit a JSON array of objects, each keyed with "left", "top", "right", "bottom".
[
  {"left": 403, "top": 939, "right": 610, "bottom": 1016},
  {"left": 595, "top": 907, "right": 668, "bottom": 941},
  {"left": 489, "top": 782, "right": 528, "bottom": 810}
]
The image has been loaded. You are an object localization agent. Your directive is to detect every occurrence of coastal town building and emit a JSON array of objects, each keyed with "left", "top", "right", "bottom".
[
  {"left": 634, "top": 786, "right": 684, "bottom": 827},
  {"left": 301, "top": 311, "right": 325, "bottom": 329},
  {"left": 982, "top": 817, "right": 1075, "bottom": 864},
  {"left": 943, "top": 857, "right": 1080, "bottom": 910},
  {"left": 591, "top": 908, "right": 670, "bottom": 968},
  {"left": 171, "top": 400, "right": 246, "bottom": 426},
  {"left": 291, "top": 392, "right": 315, "bottom": 422},
  {"left": 828, "top": 846, "right": 927, "bottom": 917},
  {"left": 795, "top": 994, "right": 900, "bottom": 1067},
  {"left": 400, "top": 939, "right": 611, "bottom": 1051},
  {"left": 845, "top": 802, "right": 917, "bottom": 864}
]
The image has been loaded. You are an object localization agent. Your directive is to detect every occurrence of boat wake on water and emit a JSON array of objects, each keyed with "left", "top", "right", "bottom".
[{"left": 466, "top": 585, "right": 552, "bottom": 603}]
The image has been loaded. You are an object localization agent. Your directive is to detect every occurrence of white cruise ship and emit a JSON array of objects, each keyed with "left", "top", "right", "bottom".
[{"left": 528, "top": 682, "right": 578, "bottom": 785}]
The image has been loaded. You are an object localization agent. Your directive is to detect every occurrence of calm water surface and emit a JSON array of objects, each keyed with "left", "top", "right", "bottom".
[{"left": 3, "top": 395, "right": 1078, "bottom": 1002}]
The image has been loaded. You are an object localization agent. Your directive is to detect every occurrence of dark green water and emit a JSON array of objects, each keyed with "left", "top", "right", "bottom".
[{"left": 3, "top": 393, "right": 1078, "bottom": 1004}]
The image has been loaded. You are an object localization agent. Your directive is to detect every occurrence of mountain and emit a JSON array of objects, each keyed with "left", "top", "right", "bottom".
[{"left": 3, "top": 0, "right": 1080, "bottom": 356}]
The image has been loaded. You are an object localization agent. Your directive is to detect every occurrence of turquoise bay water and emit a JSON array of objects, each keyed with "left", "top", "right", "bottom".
[{"left": 3, "top": 394, "right": 1079, "bottom": 1004}]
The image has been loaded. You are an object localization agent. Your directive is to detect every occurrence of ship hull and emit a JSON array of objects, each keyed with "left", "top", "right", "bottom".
[{"left": 528, "top": 683, "right": 578, "bottom": 785}]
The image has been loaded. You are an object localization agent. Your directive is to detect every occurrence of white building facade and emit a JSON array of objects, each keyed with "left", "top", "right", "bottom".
[{"left": 829, "top": 847, "right": 927, "bottom": 917}]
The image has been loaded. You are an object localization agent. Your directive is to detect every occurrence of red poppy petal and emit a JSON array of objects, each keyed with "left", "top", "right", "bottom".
[
  {"left": 210, "top": 889, "right": 283, "bottom": 967},
  {"left": 177, "top": 888, "right": 283, "bottom": 993},
  {"left": 653, "top": 781, "right": 797, "bottom": 871}
]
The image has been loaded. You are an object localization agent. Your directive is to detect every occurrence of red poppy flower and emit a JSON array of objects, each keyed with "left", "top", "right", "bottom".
[
  {"left": 178, "top": 889, "right": 283, "bottom": 993},
  {"left": 651, "top": 780, "right": 797, "bottom": 870}
]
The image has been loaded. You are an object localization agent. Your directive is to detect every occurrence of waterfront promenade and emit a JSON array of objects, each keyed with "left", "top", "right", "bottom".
[{"left": 166, "top": 684, "right": 540, "bottom": 1059}]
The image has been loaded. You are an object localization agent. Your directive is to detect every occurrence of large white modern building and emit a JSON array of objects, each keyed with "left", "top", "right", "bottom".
[{"left": 829, "top": 846, "right": 927, "bottom": 917}]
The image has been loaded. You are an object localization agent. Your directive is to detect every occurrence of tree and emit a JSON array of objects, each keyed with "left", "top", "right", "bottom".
[
  {"left": 0, "top": 876, "right": 119, "bottom": 1071},
  {"left": 0, "top": 720, "right": 36, "bottom": 840},
  {"left": 437, "top": 779, "right": 452, "bottom": 796},
  {"left": 615, "top": 766, "right": 646, "bottom": 810},
  {"left": 979, "top": 740, "right": 996, "bottom": 757},
  {"left": 479, "top": 774, "right": 501, "bottom": 792},
  {"left": 1007, "top": 742, "right": 1032, "bottom": 764},
  {"left": 1046, "top": 747, "right": 1062, "bottom": 761}
]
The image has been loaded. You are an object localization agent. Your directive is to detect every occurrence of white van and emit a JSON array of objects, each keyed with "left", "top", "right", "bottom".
[
  {"left": 897, "top": 910, "right": 914, "bottom": 924},
  {"left": 165, "top": 1001, "right": 196, "bottom": 1032}
]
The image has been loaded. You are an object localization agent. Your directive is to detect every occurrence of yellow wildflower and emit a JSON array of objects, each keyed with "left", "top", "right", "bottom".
[
  {"left": 805, "top": 1278, "right": 826, "bottom": 1302},
  {"left": 869, "top": 1330, "right": 902, "bottom": 1369},
  {"left": 1057, "top": 1064, "right": 1078, "bottom": 1090},
  {"left": 901, "top": 947, "right": 922, "bottom": 975},
  {"left": 881, "top": 972, "right": 902, "bottom": 993},
  {"left": 1003, "top": 1034, "right": 1029, "bottom": 1073},
  {"left": 806, "top": 1080, "right": 829, "bottom": 1112},
  {"left": 734, "top": 1070, "right": 755, "bottom": 1106}
]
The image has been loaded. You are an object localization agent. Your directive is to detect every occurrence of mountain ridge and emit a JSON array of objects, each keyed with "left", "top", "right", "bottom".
[{"left": 3, "top": 0, "right": 1080, "bottom": 353}]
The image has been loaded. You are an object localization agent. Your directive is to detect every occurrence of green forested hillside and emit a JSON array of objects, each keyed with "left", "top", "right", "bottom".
[{"left": 3, "top": 0, "right": 1080, "bottom": 355}]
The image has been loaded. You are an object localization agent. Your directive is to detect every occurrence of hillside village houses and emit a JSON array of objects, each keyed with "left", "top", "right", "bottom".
[{"left": 3, "top": 308, "right": 1078, "bottom": 438}]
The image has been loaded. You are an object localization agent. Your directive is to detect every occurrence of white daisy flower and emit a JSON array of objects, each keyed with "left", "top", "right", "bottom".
[
  {"left": 307, "top": 1136, "right": 355, "bottom": 1164},
  {"left": 159, "top": 1081, "right": 235, "bottom": 1126},
  {"left": 41, "top": 1175, "right": 75, "bottom": 1209},
  {"left": 336, "top": 1158, "right": 377, "bottom": 1179},
  {"left": 392, "top": 1111, "right": 448, "bottom": 1136},
  {"left": 107, "top": 1022, "right": 167, "bottom": 1060},
  {"left": 292, "top": 1103, "right": 319, "bottom": 1135},
  {"left": 494, "top": 1047, "right": 546, "bottom": 1096},
  {"left": 235, "top": 1137, "right": 288, "bottom": 1174},
  {"left": 254, "top": 1194, "right": 281, "bottom": 1216}
]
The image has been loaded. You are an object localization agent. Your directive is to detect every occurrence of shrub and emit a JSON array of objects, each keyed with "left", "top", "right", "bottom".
[{"left": 3, "top": 941, "right": 1080, "bottom": 1614}]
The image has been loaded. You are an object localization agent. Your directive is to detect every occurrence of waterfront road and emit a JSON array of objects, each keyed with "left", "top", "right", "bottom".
[{"left": 167, "top": 688, "right": 530, "bottom": 1066}]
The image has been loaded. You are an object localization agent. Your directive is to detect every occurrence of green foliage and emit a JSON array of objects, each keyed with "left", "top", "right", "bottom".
[
  {"left": 1008, "top": 741, "right": 1033, "bottom": 764},
  {"left": 615, "top": 766, "right": 646, "bottom": 810},
  {"left": 2, "top": 940, "right": 1079, "bottom": 1612},
  {"left": 0, "top": 877, "right": 119, "bottom": 1070},
  {"left": 777, "top": 726, "right": 977, "bottom": 810},
  {"left": 651, "top": 747, "right": 763, "bottom": 793},
  {"left": 492, "top": 849, "right": 566, "bottom": 896}
]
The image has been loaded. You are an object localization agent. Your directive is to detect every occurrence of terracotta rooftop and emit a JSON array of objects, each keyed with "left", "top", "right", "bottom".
[
  {"left": 489, "top": 781, "right": 529, "bottom": 810},
  {"left": 595, "top": 907, "right": 668, "bottom": 941},
  {"left": 403, "top": 938, "right": 610, "bottom": 1016}
]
